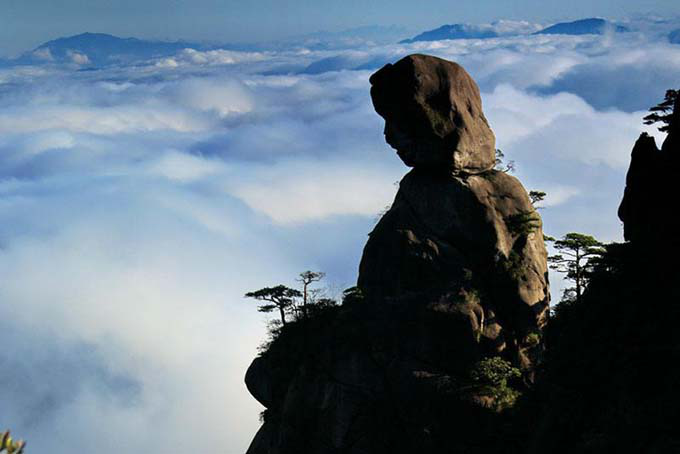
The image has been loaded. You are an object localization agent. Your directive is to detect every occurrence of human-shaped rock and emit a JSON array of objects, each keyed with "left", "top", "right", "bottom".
[
  {"left": 244, "top": 54, "right": 551, "bottom": 454},
  {"left": 361, "top": 56, "right": 549, "bottom": 344}
]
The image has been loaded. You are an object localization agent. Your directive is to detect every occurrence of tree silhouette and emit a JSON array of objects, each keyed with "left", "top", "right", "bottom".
[
  {"left": 296, "top": 270, "right": 325, "bottom": 317},
  {"left": 548, "top": 233, "right": 605, "bottom": 304},
  {"left": 495, "top": 149, "right": 515, "bottom": 173},
  {"left": 529, "top": 190, "right": 546, "bottom": 208},
  {"left": 643, "top": 89, "right": 678, "bottom": 132},
  {"left": 245, "top": 285, "right": 302, "bottom": 325}
]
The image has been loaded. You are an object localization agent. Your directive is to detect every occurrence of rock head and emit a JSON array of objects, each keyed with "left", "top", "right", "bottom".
[{"left": 370, "top": 54, "right": 496, "bottom": 173}]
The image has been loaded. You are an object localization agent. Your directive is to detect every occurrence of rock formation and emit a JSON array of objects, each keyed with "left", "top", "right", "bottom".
[
  {"left": 244, "top": 54, "right": 549, "bottom": 454},
  {"left": 618, "top": 97, "right": 680, "bottom": 243},
  {"left": 361, "top": 54, "right": 549, "bottom": 366}
]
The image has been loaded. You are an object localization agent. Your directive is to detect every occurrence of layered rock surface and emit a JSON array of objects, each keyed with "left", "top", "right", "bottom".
[{"left": 244, "top": 54, "right": 549, "bottom": 454}]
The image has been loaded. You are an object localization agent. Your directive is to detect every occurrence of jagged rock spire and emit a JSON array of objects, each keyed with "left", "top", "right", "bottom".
[{"left": 619, "top": 94, "right": 680, "bottom": 243}]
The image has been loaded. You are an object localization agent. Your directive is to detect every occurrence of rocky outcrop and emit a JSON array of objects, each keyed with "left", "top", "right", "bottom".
[
  {"left": 618, "top": 98, "right": 680, "bottom": 243},
  {"left": 246, "top": 288, "right": 536, "bottom": 454},
  {"left": 244, "top": 54, "right": 548, "bottom": 454}
]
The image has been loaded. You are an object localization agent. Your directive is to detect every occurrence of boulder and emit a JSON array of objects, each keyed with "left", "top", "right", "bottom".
[{"left": 370, "top": 54, "right": 496, "bottom": 173}]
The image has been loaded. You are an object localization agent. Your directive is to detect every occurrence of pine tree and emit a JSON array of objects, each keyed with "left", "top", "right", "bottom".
[
  {"left": 296, "top": 271, "right": 325, "bottom": 317},
  {"left": 495, "top": 149, "right": 515, "bottom": 173},
  {"left": 548, "top": 233, "right": 606, "bottom": 304},
  {"left": 245, "top": 285, "right": 302, "bottom": 325},
  {"left": 643, "top": 89, "right": 679, "bottom": 132}
]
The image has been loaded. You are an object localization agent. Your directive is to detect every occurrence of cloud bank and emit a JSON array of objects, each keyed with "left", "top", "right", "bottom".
[{"left": 0, "top": 19, "right": 678, "bottom": 453}]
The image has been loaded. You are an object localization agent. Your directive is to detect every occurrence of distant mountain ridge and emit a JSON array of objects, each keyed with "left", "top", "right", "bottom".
[
  {"left": 22, "top": 32, "right": 209, "bottom": 66},
  {"left": 399, "top": 24, "right": 499, "bottom": 43},
  {"left": 534, "top": 18, "right": 629, "bottom": 35},
  {"left": 4, "top": 28, "right": 413, "bottom": 68},
  {"left": 400, "top": 18, "right": 630, "bottom": 44}
]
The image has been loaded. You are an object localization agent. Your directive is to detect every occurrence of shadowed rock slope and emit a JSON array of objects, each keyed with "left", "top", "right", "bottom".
[{"left": 244, "top": 54, "right": 549, "bottom": 454}]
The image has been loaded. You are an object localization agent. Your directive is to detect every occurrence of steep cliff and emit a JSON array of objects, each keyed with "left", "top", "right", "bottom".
[
  {"left": 618, "top": 97, "right": 680, "bottom": 243},
  {"left": 244, "top": 54, "right": 549, "bottom": 454}
]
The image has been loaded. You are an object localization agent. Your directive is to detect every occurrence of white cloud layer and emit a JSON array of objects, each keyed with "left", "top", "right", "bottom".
[{"left": 1, "top": 20, "right": 679, "bottom": 453}]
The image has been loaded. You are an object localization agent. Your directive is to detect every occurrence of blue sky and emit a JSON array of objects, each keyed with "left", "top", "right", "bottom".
[
  {"left": 2, "top": 0, "right": 680, "bottom": 54},
  {"left": 1, "top": 5, "right": 680, "bottom": 454}
]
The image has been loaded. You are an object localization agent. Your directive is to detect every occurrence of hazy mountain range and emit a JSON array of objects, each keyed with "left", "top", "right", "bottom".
[
  {"left": 16, "top": 32, "right": 212, "bottom": 66},
  {"left": 1, "top": 18, "right": 679, "bottom": 70},
  {"left": 534, "top": 18, "right": 629, "bottom": 35},
  {"left": 2, "top": 26, "right": 410, "bottom": 68},
  {"left": 400, "top": 18, "right": 630, "bottom": 43},
  {"left": 399, "top": 24, "right": 503, "bottom": 43}
]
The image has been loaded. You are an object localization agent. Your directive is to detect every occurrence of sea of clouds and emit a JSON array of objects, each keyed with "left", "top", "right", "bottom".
[{"left": 1, "top": 17, "right": 679, "bottom": 453}]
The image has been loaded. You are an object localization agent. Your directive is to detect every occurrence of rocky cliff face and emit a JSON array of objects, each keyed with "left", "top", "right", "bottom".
[{"left": 244, "top": 54, "right": 549, "bottom": 454}]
